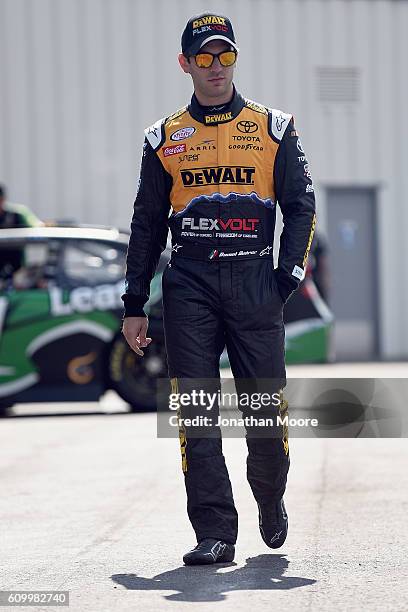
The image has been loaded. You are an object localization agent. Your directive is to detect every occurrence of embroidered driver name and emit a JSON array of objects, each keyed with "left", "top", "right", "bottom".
[{"left": 180, "top": 166, "right": 255, "bottom": 187}]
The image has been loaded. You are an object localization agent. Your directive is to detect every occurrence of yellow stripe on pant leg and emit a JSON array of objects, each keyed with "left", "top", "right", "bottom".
[
  {"left": 171, "top": 377, "right": 188, "bottom": 473},
  {"left": 278, "top": 388, "right": 290, "bottom": 456}
]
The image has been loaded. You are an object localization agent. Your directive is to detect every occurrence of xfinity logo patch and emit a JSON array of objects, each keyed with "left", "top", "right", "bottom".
[
  {"left": 181, "top": 166, "right": 255, "bottom": 186},
  {"left": 170, "top": 127, "right": 196, "bottom": 141}
]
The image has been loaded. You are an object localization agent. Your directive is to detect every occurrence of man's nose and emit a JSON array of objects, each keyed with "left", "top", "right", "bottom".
[{"left": 210, "top": 57, "right": 223, "bottom": 71}]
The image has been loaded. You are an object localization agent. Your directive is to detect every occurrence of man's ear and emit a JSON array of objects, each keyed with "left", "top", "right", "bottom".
[{"left": 178, "top": 53, "right": 191, "bottom": 74}]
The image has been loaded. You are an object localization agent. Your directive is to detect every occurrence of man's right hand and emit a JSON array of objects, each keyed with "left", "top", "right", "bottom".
[{"left": 122, "top": 316, "right": 152, "bottom": 356}]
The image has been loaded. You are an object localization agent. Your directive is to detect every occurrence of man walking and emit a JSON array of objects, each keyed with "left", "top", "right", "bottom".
[{"left": 122, "top": 13, "right": 316, "bottom": 565}]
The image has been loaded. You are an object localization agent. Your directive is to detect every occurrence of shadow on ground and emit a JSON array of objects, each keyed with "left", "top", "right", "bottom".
[{"left": 111, "top": 554, "right": 316, "bottom": 602}]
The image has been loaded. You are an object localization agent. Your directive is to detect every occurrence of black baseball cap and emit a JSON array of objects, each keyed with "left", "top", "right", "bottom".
[{"left": 181, "top": 13, "right": 238, "bottom": 56}]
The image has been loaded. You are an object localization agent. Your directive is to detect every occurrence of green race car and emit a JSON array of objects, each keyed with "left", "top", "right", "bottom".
[{"left": 0, "top": 226, "right": 333, "bottom": 414}]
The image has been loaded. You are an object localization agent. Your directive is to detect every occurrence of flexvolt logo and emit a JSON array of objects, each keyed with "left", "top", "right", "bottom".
[
  {"left": 180, "top": 166, "right": 255, "bottom": 187},
  {"left": 181, "top": 218, "right": 259, "bottom": 231}
]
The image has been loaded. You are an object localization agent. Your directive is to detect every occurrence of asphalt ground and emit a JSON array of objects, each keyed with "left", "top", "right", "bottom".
[{"left": 1, "top": 363, "right": 407, "bottom": 611}]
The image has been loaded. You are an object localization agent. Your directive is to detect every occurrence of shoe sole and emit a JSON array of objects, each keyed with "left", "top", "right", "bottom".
[{"left": 183, "top": 549, "right": 235, "bottom": 566}]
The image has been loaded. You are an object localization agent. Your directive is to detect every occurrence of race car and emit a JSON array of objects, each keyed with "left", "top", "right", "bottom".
[{"left": 0, "top": 226, "right": 333, "bottom": 414}]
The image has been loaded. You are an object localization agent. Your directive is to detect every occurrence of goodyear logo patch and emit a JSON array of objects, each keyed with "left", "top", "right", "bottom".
[{"left": 180, "top": 166, "right": 255, "bottom": 187}]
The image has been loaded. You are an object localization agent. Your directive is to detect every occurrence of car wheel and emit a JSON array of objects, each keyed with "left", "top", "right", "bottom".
[{"left": 108, "top": 335, "right": 168, "bottom": 412}]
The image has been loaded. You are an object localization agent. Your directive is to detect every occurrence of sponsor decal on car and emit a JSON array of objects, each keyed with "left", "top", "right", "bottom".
[
  {"left": 67, "top": 352, "right": 97, "bottom": 384},
  {"left": 49, "top": 281, "right": 123, "bottom": 316}
]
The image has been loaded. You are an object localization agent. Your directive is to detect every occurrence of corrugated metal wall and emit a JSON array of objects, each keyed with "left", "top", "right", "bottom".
[{"left": 0, "top": 0, "right": 407, "bottom": 357}]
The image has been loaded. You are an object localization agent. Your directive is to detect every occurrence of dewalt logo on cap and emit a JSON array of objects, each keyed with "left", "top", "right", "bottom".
[{"left": 192, "top": 16, "right": 226, "bottom": 29}]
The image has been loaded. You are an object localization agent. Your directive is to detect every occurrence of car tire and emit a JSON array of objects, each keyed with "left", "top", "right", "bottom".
[{"left": 107, "top": 334, "right": 168, "bottom": 412}]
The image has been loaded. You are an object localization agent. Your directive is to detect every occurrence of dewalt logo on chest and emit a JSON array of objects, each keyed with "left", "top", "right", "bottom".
[{"left": 180, "top": 166, "right": 255, "bottom": 187}]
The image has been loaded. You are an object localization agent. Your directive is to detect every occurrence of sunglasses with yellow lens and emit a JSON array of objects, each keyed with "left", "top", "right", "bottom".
[{"left": 193, "top": 50, "right": 237, "bottom": 69}]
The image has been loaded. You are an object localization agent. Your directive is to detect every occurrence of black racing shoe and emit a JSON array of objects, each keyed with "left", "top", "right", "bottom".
[
  {"left": 183, "top": 538, "right": 235, "bottom": 565},
  {"left": 257, "top": 498, "right": 288, "bottom": 549}
]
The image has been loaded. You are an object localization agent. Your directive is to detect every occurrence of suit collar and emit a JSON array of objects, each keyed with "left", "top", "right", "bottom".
[{"left": 189, "top": 86, "right": 245, "bottom": 125}]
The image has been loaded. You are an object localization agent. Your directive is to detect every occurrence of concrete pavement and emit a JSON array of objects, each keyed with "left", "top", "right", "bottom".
[{"left": 1, "top": 388, "right": 407, "bottom": 611}]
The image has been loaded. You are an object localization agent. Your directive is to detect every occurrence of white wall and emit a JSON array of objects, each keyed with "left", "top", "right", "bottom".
[{"left": 0, "top": 0, "right": 407, "bottom": 358}]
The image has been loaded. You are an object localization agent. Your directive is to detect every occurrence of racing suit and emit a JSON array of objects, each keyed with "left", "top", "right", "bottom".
[{"left": 123, "top": 87, "right": 316, "bottom": 545}]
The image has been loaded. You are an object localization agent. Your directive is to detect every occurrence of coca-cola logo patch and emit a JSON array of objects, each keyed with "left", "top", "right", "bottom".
[{"left": 163, "top": 144, "right": 186, "bottom": 157}]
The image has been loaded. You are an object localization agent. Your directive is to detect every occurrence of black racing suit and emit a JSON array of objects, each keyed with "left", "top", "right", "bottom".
[{"left": 123, "top": 88, "right": 316, "bottom": 544}]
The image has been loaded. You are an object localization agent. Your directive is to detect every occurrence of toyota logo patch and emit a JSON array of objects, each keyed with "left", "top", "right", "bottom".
[{"left": 237, "top": 121, "right": 258, "bottom": 134}]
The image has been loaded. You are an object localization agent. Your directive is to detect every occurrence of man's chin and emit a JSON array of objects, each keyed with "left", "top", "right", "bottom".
[{"left": 206, "top": 83, "right": 231, "bottom": 98}]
